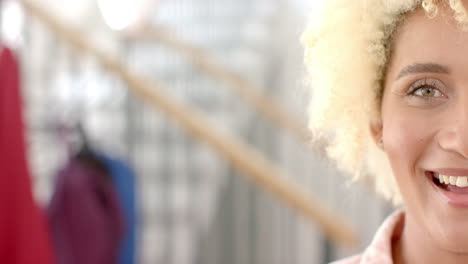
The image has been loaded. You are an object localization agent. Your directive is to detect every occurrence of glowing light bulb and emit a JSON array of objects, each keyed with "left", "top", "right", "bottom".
[
  {"left": 1, "top": 0, "right": 24, "bottom": 46},
  {"left": 98, "top": 0, "right": 152, "bottom": 31}
]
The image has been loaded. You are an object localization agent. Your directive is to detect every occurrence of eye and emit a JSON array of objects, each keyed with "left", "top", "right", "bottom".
[
  {"left": 412, "top": 86, "right": 441, "bottom": 97},
  {"left": 407, "top": 78, "right": 445, "bottom": 99}
]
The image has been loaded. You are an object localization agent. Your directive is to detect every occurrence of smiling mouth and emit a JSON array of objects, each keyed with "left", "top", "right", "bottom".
[
  {"left": 429, "top": 171, "right": 468, "bottom": 206},
  {"left": 432, "top": 172, "right": 468, "bottom": 188}
]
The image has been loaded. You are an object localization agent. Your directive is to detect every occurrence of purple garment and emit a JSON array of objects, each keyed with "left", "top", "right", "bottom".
[{"left": 48, "top": 158, "right": 124, "bottom": 264}]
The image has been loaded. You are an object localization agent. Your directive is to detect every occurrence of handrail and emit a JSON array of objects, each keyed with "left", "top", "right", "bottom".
[
  {"left": 19, "top": 0, "right": 357, "bottom": 247},
  {"left": 123, "top": 25, "right": 311, "bottom": 142}
]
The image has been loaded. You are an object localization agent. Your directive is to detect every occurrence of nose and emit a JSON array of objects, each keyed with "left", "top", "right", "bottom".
[{"left": 438, "top": 102, "right": 468, "bottom": 159}]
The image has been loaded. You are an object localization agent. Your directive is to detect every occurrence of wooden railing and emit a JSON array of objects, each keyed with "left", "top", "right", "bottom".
[{"left": 124, "top": 25, "right": 311, "bottom": 142}]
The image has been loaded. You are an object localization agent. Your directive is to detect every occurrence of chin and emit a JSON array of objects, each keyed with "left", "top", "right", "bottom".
[
  {"left": 439, "top": 234, "right": 468, "bottom": 253},
  {"left": 430, "top": 207, "right": 468, "bottom": 253}
]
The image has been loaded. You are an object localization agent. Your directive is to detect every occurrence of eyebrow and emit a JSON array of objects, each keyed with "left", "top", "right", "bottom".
[{"left": 396, "top": 63, "right": 450, "bottom": 80}]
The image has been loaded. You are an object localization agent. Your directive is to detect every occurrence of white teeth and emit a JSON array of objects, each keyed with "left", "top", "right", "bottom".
[
  {"left": 450, "top": 176, "right": 457, "bottom": 185},
  {"left": 437, "top": 174, "right": 468, "bottom": 187},
  {"left": 457, "top": 177, "right": 468, "bottom": 187},
  {"left": 444, "top": 175, "right": 450, "bottom": 184}
]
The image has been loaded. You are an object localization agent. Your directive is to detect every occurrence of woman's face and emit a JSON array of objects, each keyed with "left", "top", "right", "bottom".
[{"left": 378, "top": 6, "right": 468, "bottom": 251}]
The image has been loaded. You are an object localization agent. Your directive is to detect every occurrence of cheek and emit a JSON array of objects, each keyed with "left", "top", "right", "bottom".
[{"left": 381, "top": 107, "right": 436, "bottom": 182}]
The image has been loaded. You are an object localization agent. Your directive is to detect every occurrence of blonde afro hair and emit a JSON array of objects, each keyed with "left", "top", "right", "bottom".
[{"left": 302, "top": 0, "right": 468, "bottom": 204}]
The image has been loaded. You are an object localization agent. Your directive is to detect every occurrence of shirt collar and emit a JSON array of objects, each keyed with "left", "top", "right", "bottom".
[{"left": 360, "top": 210, "right": 405, "bottom": 264}]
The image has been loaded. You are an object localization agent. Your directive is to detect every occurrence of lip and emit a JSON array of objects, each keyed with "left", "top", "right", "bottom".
[
  {"left": 428, "top": 170, "right": 468, "bottom": 208},
  {"left": 432, "top": 168, "right": 468, "bottom": 176}
]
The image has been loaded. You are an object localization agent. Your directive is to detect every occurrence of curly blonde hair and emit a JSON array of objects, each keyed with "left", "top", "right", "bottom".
[{"left": 302, "top": 0, "right": 468, "bottom": 204}]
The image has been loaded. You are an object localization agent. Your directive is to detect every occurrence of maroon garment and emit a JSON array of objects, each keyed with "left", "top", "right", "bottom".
[
  {"left": 48, "top": 158, "right": 124, "bottom": 264},
  {"left": 0, "top": 46, "right": 55, "bottom": 263}
]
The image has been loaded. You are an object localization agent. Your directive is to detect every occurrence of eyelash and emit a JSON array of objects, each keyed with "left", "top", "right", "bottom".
[{"left": 406, "top": 79, "right": 443, "bottom": 100}]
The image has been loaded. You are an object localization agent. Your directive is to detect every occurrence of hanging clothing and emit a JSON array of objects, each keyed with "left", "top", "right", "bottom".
[
  {"left": 48, "top": 157, "right": 124, "bottom": 264},
  {"left": 0, "top": 45, "right": 55, "bottom": 263},
  {"left": 98, "top": 154, "right": 138, "bottom": 264}
]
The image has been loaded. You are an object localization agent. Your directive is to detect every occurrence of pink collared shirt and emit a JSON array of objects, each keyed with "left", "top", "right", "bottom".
[{"left": 331, "top": 210, "right": 404, "bottom": 264}]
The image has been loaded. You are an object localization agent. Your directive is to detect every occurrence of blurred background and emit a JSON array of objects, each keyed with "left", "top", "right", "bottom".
[{"left": 0, "top": 0, "right": 393, "bottom": 263}]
